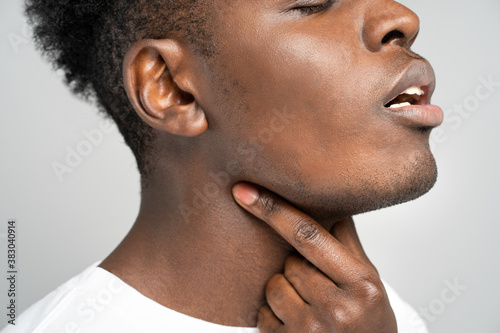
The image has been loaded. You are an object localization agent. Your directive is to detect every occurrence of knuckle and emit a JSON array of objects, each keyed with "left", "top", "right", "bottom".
[
  {"left": 266, "top": 274, "right": 283, "bottom": 289},
  {"left": 259, "top": 194, "right": 279, "bottom": 217},
  {"left": 292, "top": 218, "right": 322, "bottom": 248},
  {"left": 257, "top": 307, "right": 275, "bottom": 332},
  {"left": 257, "top": 306, "right": 268, "bottom": 322},
  {"left": 284, "top": 256, "right": 317, "bottom": 287},
  {"left": 330, "top": 307, "right": 350, "bottom": 327},
  {"left": 283, "top": 259, "right": 301, "bottom": 287},
  {"left": 265, "top": 274, "right": 286, "bottom": 302},
  {"left": 330, "top": 305, "right": 362, "bottom": 330},
  {"left": 302, "top": 316, "right": 327, "bottom": 333},
  {"left": 355, "top": 277, "right": 385, "bottom": 304}
]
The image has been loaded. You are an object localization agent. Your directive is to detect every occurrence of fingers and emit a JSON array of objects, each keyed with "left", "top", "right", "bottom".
[
  {"left": 257, "top": 305, "right": 282, "bottom": 332},
  {"left": 234, "top": 183, "right": 394, "bottom": 332},
  {"left": 232, "top": 183, "right": 369, "bottom": 285},
  {"left": 265, "top": 273, "right": 307, "bottom": 324},
  {"left": 283, "top": 254, "right": 340, "bottom": 306}
]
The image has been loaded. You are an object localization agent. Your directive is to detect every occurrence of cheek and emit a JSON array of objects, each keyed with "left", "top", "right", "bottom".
[
  {"left": 209, "top": 18, "right": 432, "bottom": 196},
  {"left": 224, "top": 37, "right": 357, "bottom": 149}
]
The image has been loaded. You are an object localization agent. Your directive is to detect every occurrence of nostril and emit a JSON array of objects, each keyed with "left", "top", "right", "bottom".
[{"left": 381, "top": 30, "right": 405, "bottom": 45}]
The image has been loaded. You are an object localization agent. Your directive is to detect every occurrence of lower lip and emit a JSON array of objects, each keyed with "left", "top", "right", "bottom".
[{"left": 385, "top": 104, "right": 444, "bottom": 128}]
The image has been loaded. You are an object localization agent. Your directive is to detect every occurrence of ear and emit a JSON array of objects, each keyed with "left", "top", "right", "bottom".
[{"left": 123, "top": 39, "right": 208, "bottom": 137}]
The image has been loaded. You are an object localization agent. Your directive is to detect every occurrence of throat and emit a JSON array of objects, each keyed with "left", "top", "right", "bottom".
[{"left": 99, "top": 202, "right": 294, "bottom": 327}]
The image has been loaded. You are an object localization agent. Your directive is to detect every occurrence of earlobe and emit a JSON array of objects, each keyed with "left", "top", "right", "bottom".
[{"left": 123, "top": 39, "right": 208, "bottom": 137}]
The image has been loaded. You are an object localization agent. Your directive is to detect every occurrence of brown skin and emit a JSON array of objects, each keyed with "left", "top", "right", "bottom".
[
  {"left": 100, "top": 0, "right": 437, "bottom": 330},
  {"left": 232, "top": 183, "right": 396, "bottom": 332}
]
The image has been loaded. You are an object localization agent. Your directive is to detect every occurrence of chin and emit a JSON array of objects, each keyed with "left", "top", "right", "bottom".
[
  {"left": 292, "top": 149, "right": 439, "bottom": 221},
  {"left": 363, "top": 154, "right": 437, "bottom": 213},
  {"left": 349, "top": 150, "right": 438, "bottom": 216}
]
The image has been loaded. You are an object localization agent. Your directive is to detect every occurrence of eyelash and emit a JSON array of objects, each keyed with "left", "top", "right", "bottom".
[{"left": 294, "top": 0, "right": 335, "bottom": 14}]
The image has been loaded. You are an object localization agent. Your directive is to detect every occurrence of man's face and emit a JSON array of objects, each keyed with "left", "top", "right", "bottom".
[{"left": 198, "top": 0, "right": 443, "bottom": 219}]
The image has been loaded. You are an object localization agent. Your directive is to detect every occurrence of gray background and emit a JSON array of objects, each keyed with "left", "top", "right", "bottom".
[{"left": 1, "top": 1, "right": 499, "bottom": 331}]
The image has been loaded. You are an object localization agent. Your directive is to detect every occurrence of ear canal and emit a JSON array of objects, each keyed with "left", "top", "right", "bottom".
[
  {"left": 177, "top": 90, "right": 195, "bottom": 106},
  {"left": 154, "top": 70, "right": 195, "bottom": 111}
]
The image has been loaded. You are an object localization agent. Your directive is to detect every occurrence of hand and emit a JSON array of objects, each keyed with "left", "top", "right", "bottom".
[{"left": 232, "top": 183, "right": 397, "bottom": 333}]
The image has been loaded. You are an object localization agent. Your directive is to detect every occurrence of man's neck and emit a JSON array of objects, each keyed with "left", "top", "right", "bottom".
[
  {"left": 99, "top": 171, "right": 339, "bottom": 327},
  {"left": 100, "top": 182, "right": 299, "bottom": 327}
]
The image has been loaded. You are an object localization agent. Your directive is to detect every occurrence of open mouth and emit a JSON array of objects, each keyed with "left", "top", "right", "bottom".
[
  {"left": 381, "top": 60, "right": 443, "bottom": 128},
  {"left": 384, "top": 86, "right": 426, "bottom": 109}
]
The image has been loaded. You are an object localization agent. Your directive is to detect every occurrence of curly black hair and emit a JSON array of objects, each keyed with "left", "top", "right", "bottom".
[{"left": 25, "top": 0, "right": 214, "bottom": 178}]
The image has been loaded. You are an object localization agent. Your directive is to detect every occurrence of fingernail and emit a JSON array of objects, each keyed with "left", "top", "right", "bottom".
[{"left": 233, "top": 183, "right": 259, "bottom": 206}]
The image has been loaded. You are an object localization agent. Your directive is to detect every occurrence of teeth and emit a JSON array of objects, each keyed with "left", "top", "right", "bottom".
[
  {"left": 389, "top": 102, "right": 411, "bottom": 109},
  {"left": 402, "top": 86, "right": 424, "bottom": 96},
  {"left": 385, "top": 86, "right": 424, "bottom": 109}
]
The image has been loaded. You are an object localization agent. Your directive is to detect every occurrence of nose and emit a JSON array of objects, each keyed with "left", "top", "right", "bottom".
[{"left": 362, "top": 1, "right": 420, "bottom": 52}]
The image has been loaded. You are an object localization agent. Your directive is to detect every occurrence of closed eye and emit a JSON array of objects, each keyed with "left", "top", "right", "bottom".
[{"left": 293, "top": 0, "right": 336, "bottom": 14}]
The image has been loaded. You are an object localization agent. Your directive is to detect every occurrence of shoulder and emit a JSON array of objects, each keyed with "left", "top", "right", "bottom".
[
  {"left": 0, "top": 262, "right": 152, "bottom": 333},
  {"left": 382, "top": 279, "right": 429, "bottom": 333},
  {"left": 0, "top": 262, "right": 256, "bottom": 333}
]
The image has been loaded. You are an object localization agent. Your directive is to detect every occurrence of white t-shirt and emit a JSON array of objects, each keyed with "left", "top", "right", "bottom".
[{"left": 1, "top": 262, "right": 428, "bottom": 333}]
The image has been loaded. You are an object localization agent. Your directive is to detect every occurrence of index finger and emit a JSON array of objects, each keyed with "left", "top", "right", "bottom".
[{"left": 232, "top": 183, "right": 371, "bottom": 284}]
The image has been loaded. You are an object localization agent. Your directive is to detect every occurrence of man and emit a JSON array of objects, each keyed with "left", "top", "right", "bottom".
[{"left": 6, "top": 0, "right": 442, "bottom": 331}]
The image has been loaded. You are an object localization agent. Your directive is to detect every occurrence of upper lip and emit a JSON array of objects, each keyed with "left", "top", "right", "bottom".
[{"left": 383, "top": 59, "right": 436, "bottom": 108}]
